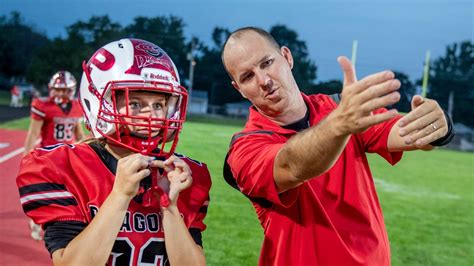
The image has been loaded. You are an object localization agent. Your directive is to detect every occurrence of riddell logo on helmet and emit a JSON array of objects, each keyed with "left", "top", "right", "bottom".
[{"left": 149, "top": 73, "right": 167, "bottom": 80}]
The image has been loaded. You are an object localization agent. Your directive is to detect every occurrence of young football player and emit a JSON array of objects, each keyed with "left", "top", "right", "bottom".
[
  {"left": 23, "top": 70, "right": 86, "bottom": 240},
  {"left": 17, "top": 38, "right": 211, "bottom": 265}
]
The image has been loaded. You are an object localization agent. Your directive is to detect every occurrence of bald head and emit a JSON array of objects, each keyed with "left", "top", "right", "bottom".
[{"left": 221, "top": 27, "right": 281, "bottom": 80}]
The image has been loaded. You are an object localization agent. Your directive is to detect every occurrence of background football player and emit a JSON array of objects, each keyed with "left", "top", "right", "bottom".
[
  {"left": 23, "top": 70, "right": 86, "bottom": 240},
  {"left": 24, "top": 70, "right": 85, "bottom": 155},
  {"left": 17, "top": 38, "right": 211, "bottom": 265}
]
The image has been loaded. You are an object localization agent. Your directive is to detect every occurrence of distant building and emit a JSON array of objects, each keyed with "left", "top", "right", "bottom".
[
  {"left": 225, "top": 101, "right": 252, "bottom": 118},
  {"left": 450, "top": 123, "right": 474, "bottom": 151},
  {"left": 188, "top": 90, "right": 208, "bottom": 114}
]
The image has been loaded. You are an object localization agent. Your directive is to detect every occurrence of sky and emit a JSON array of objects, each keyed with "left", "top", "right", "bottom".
[{"left": 1, "top": 0, "right": 472, "bottom": 83}]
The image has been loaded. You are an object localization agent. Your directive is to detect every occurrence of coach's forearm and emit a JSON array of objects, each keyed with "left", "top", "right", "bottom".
[
  {"left": 52, "top": 191, "right": 130, "bottom": 265},
  {"left": 274, "top": 112, "right": 350, "bottom": 192}
]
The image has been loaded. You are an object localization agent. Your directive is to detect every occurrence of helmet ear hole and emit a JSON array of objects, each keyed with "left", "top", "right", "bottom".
[{"left": 83, "top": 98, "right": 91, "bottom": 111}]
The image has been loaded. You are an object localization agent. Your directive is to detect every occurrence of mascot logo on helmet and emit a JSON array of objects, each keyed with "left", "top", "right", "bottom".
[{"left": 125, "top": 39, "right": 176, "bottom": 81}]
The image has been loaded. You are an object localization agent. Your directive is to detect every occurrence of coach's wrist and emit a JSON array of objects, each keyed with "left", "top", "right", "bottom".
[{"left": 326, "top": 110, "right": 351, "bottom": 137}]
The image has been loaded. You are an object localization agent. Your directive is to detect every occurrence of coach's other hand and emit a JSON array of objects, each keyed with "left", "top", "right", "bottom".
[{"left": 397, "top": 95, "right": 448, "bottom": 147}]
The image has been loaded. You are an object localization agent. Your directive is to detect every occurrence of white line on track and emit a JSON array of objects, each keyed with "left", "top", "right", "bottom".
[
  {"left": 0, "top": 147, "right": 24, "bottom": 163},
  {"left": 0, "top": 140, "right": 40, "bottom": 164}
]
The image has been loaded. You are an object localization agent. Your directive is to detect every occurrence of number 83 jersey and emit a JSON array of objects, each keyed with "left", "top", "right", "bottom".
[{"left": 30, "top": 97, "right": 83, "bottom": 147}]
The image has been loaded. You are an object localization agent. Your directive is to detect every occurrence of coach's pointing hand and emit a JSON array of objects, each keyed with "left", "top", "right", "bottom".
[{"left": 331, "top": 56, "right": 401, "bottom": 135}]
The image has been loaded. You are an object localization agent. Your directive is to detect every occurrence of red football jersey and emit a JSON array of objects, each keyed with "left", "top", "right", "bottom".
[
  {"left": 30, "top": 97, "right": 83, "bottom": 147},
  {"left": 17, "top": 143, "right": 211, "bottom": 265},
  {"left": 227, "top": 93, "right": 403, "bottom": 266}
]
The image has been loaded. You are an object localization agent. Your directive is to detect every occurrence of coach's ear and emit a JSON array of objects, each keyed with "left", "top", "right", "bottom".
[
  {"left": 232, "top": 81, "right": 248, "bottom": 99},
  {"left": 281, "top": 46, "right": 294, "bottom": 70}
]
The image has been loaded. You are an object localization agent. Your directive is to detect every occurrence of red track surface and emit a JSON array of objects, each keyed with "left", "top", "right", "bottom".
[{"left": 0, "top": 129, "right": 51, "bottom": 266}]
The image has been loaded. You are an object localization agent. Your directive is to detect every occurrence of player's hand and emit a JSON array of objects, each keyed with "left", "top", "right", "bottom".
[
  {"left": 151, "top": 156, "right": 192, "bottom": 207},
  {"left": 113, "top": 153, "right": 153, "bottom": 200},
  {"left": 331, "top": 56, "right": 400, "bottom": 135},
  {"left": 397, "top": 95, "right": 448, "bottom": 147}
]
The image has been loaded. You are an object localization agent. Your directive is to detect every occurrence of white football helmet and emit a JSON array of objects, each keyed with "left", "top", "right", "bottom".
[
  {"left": 48, "top": 71, "right": 77, "bottom": 104},
  {"left": 79, "top": 38, "right": 188, "bottom": 157}
]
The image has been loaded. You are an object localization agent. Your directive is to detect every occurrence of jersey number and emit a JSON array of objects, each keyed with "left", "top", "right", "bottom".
[
  {"left": 110, "top": 237, "right": 167, "bottom": 266},
  {"left": 54, "top": 123, "right": 74, "bottom": 141}
]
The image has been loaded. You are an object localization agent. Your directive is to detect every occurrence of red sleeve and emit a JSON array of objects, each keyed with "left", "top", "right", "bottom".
[
  {"left": 227, "top": 134, "right": 299, "bottom": 207},
  {"left": 30, "top": 99, "right": 46, "bottom": 120},
  {"left": 182, "top": 160, "right": 212, "bottom": 232},
  {"left": 16, "top": 150, "right": 86, "bottom": 227},
  {"left": 190, "top": 164, "right": 211, "bottom": 232},
  {"left": 360, "top": 108, "right": 403, "bottom": 165}
]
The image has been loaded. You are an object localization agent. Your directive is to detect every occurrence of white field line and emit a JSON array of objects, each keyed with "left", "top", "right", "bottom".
[{"left": 374, "top": 178, "right": 461, "bottom": 200}]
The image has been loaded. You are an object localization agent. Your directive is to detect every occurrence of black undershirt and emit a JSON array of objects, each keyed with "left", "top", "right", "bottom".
[
  {"left": 58, "top": 102, "right": 72, "bottom": 115},
  {"left": 282, "top": 106, "right": 311, "bottom": 132}
]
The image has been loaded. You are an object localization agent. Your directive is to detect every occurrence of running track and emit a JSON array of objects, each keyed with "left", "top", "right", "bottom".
[{"left": 0, "top": 128, "right": 51, "bottom": 265}]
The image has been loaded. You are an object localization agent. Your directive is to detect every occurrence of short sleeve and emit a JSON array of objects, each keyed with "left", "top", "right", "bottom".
[
  {"left": 16, "top": 151, "right": 86, "bottom": 226},
  {"left": 30, "top": 99, "right": 46, "bottom": 120},
  {"left": 227, "top": 134, "right": 299, "bottom": 207},
  {"left": 186, "top": 163, "right": 211, "bottom": 232},
  {"left": 360, "top": 108, "right": 403, "bottom": 165}
]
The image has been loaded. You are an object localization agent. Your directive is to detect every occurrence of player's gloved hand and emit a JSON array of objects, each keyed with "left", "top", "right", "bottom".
[
  {"left": 113, "top": 153, "right": 154, "bottom": 200},
  {"left": 151, "top": 155, "right": 192, "bottom": 208}
]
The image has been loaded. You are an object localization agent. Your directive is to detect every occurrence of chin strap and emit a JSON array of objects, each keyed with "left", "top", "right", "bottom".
[
  {"left": 140, "top": 167, "right": 170, "bottom": 208},
  {"left": 120, "top": 132, "right": 162, "bottom": 155}
]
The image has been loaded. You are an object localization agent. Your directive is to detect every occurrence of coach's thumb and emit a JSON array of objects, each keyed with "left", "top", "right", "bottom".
[
  {"left": 338, "top": 56, "right": 357, "bottom": 87},
  {"left": 411, "top": 95, "right": 424, "bottom": 110}
]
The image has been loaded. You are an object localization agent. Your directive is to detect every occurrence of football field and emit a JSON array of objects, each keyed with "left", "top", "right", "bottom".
[{"left": 1, "top": 116, "right": 472, "bottom": 265}]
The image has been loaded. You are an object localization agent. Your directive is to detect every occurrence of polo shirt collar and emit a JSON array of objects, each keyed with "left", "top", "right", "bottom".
[{"left": 245, "top": 93, "right": 314, "bottom": 135}]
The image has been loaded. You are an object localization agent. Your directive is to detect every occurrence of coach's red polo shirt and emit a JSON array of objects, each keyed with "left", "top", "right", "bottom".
[{"left": 227, "top": 93, "right": 403, "bottom": 266}]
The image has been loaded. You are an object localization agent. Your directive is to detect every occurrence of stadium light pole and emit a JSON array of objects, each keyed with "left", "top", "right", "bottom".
[
  {"left": 351, "top": 40, "right": 358, "bottom": 68},
  {"left": 187, "top": 39, "right": 196, "bottom": 105},
  {"left": 421, "top": 50, "right": 431, "bottom": 98},
  {"left": 351, "top": 40, "right": 358, "bottom": 67}
]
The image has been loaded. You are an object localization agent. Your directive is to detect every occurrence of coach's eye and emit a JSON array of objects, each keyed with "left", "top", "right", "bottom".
[
  {"left": 241, "top": 72, "right": 254, "bottom": 83},
  {"left": 261, "top": 59, "right": 273, "bottom": 68}
]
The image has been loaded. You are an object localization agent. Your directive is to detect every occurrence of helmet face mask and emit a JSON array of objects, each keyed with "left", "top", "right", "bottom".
[
  {"left": 79, "top": 38, "right": 188, "bottom": 157},
  {"left": 48, "top": 71, "right": 77, "bottom": 104}
]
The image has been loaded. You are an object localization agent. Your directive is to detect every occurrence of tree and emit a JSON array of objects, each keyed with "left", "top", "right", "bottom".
[
  {"left": 310, "top": 80, "right": 342, "bottom": 95},
  {"left": 124, "top": 16, "right": 189, "bottom": 81},
  {"left": 0, "top": 12, "right": 49, "bottom": 86},
  {"left": 26, "top": 37, "right": 90, "bottom": 91},
  {"left": 426, "top": 41, "right": 474, "bottom": 127},
  {"left": 67, "top": 16, "right": 124, "bottom": 48},
  {"left": 392, "top": 71, "right": 415, "bottom": 113},
  {"left": 27, "top": 16, "right": 124, "bottom": 91},
  {"left": 269, "top": 25, "right": 317, "bottom": 93},
  {"left": 193, "top": 27, "right": 242, "bottom": 105}
]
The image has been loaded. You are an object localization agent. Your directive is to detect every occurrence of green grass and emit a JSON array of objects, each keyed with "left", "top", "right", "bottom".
[
  {"left": 1, "top": 116, "right": 473, "bottom": 265},
  {"left": 0, "top": 117, "right": 30, "bottom": 130},
  {"left": 369, "top": 150, "right": 474, "bottom": 266}
]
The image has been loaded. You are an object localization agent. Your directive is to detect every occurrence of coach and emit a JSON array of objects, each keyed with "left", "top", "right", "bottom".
[{"left": 221, "top": 27, "right": 454, "bottom": 265}]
